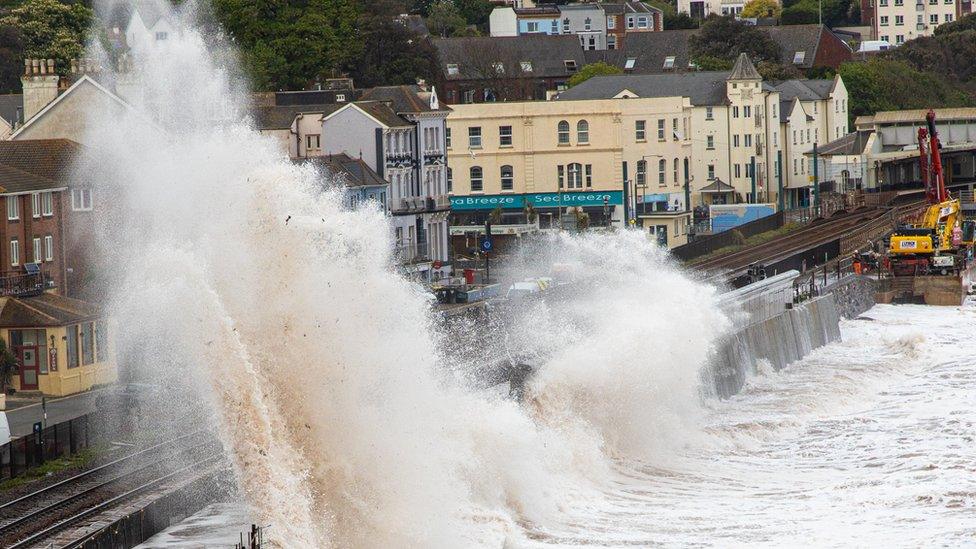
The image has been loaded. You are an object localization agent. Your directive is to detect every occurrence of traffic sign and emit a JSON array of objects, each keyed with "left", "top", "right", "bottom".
[{"left": 481, "top": 238, "right": 493, "bottom": 252}]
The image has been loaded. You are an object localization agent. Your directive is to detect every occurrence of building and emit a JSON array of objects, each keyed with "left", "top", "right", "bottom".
[
  {"left": 123, "top": 1, "right": 176, "bottom": 49},
  {"left": 873, "top": 0, "right": 971, "bottom": 44},
  {"left": 585, "top": 25, "right": 853, "bottom": 74},
  {"left": 297, "top": 153, "right": 389, "bottom": 210},
  {"left": 445, "top": 93, "right": 694, "bottom": 245},
  {"left": 489, "top": 2, "right": 660, "bottom": 50},
  {"left": 0, "top": 293, "right": 116, "bottom": 396},
  {"left": 0, "top": 95, "right": 22, "bottom": 140},
  {"left": 432, "top": 35, "right": 586, "bottom": 104},
  {"left": 321, "top": 86, "right": 452, "bottom": 278},
  {"left": 253, "top": 101, "right": 346, "bottom": 159},
  {"left": 677, "top": 0, "right": 752, "bottom": 17},
  {"left": 558, "top": 54, "right": 849, "bottom": 209}
]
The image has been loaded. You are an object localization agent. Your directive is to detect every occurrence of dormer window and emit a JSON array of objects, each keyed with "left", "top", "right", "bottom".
[
  {"left": 663, "top": 56, "right": 675, "bottom": 69},
  {"left": 520, "top": 61, "right": 533, "bottom": 72},
  {"left": 563, "top": 18, "right": 570, "bottom": 32},
  {"left": 492, "top": 62, "right": 505, "bottom": 74},
  {"left": 624, "top": 58, "right": 636, "bottom": 70},
  {"left": 793, "top": 51, "right": 806, "bottom": 64},
  {"left": 446, "top": 63, "right": 459, "bottom": 75},
  {"left": 336, "top": 93, "right": 346, "bottom": 102},
  {"left": 564, "top": 59, "right": 578, "bottom": 72},
  {"left": 584, "top": 17, "right": 592, "bottom": 30},
  {"left": 155, "top": 31, "right": 168, "bottom": 40}
]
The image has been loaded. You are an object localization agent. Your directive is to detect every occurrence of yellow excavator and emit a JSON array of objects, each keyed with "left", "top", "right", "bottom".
[{"left": 888, "top": 111, "right": 973, "bottom": 276}]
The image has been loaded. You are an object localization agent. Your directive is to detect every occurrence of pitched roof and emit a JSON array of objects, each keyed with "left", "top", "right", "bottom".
[
  {"left": 0, "top": 164, "right": 62, "bottom": 194},
  {"left": 583, "top": 29, "right": 697, "bottom": 74},
  {"left": 557, "top": 71, "right": 731, "bottom": 106},
  {"left": 353, "top": 101, "right": 411, "bottom": 127},
  {"left": 700, "top": 178, "right": 735, "bottom": 193},
  {"left": 432, "top": 35, "right": 586, "bottom": 80},
  {"left": 770, "top": 79, "right": 834, "bottom": 102},
  {"left": 729, "top": 53, "right": 761, "bottom": 80},
  {"left": 0, "top": 293, "right": 101, "bottom": 328},
  {"left": 0, "top": 139, "right": 83, "bottom": 183},
  {"left": 359, "top": 85, "right": 449, "bottom": 114},
  {"left": 252, "top": 103, "right": 345, "bottom": 130},
  {"left": 764, "top": 25, "right": 852, "bottom": 69},
  {"left": 299, "top": 154, "right": 387, "bottom": 188},
  {"left": 815, "top": 131, "right": 873, "bottom": 156},
  {"left": 0, "top": 95, "right": 21, "bottom": 126}
]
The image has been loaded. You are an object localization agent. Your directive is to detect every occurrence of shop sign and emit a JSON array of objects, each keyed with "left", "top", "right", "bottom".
[{"left": 451, "top": 191, "right": 623, "bottom": 211}]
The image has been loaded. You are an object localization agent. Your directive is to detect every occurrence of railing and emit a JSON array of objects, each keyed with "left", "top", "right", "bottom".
[
  {"left": 396, "top": 239, "right": 429, "bottom": 263},
  {"left": 0, "top": 413, "right": 93, "bottom": 480},
  {"left": 393, "top": 195, "right": 451, "bottom": 213},
  {"left": 0, "top": 271, "right": 48, "bottom": 297},
  {"left": 674, "top": 211, "right": 785, "bottom": 262}
]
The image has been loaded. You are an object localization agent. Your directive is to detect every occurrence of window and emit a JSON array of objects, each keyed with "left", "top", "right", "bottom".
[
  {"left": 81, "top": 322, "right": 94, "bottom": 366},
  {"left": 794, "top": 158, "right": 798, "bottom": 175},
  {"left": 41, "top": 192, "right": 53, "bottom": 216},
  {"left": 806, "top": 128, "right": 811, "bottom": 142},
  {"left": 735, "top": 164, "right": 742, "bottom": 178},
  {"left": 468, "top": 127, "right": 481, "bottom": 148},
  {"left": 562, "top": 18, "right": 570, "bottom": 32},
  {"left": 469, "top": 166, "right": 483, "bottom": 192},
  {"left": 895, "top": 15, "right": 904, "bottom": 24},
  {"left": 32, "top": 237, "right": 41, "bottom": 263},
  {"left": 624, "top": 57, "right": 636, "bottom": 70},
  {"left": 71, "top": 189, "right": 92, "bottom": 211},
  {"left": 446, "top": 168, "right": 452, "bottom": 192},
  {"left": 607, "top": 35, "right": 617, "bottom": 50},
  {"left": 567, "top": 163, "right": 583, "bottom": 189},
  {"left": 491, "top": 62, "right": 504, "bottom": 74},
  {"left": 896, "top": 35, "right": 905, "bottom": 44},
  {"left": 577, "top": 120, "right": 589, "bottom": 144},
  {"left": 705, "top": 107, "right": 714, "bottom": 120},
  {"left": 636, "top": 160, "right": 647, "bottom": 186},
  {"left": 945, "top": 13, "right": 954, "bottom": 21},
  {"left": 706, "top": 135, "right": 714, "bottom": 149},
  {"left": 446, "top": 64, "right": 459, "bottom": 76},
  {"left": 772, "top": 104, "right": 777, "bottom": 118},
  {"left": 707, "top": 164, "right": 715, "bottom": 180},
  {"left": 527, "top": 21, "right": 539, "bottom": 32},
  {"left": 9, "top": 238, "right": 18, "bottom": 266},
  {"left": 551, "top": 20, "right": 559, "bottom": 33},
  {"left": 564, "top": 59, "right": 578, "bottom": 72},
  {"left": 585, "top": 164, "right": 592, "bottom": 187},
  {"left": 520, "top": 61, "right": 533, "bottom": 72},
  {"left": 673, "top": 158, "right": 679, "bottom": 183},
  {"left": 658, "top": 159, "right": 666, "bottom": 185},
  {"left": 446, "top": 128, "right": 452, "bottom": 148},
  {"left": 930, "top": 14, "right": 938, "bottom": 23},
  {"left": 500, "top": 166, "right": 514, "bottom": 191},
  {"left": 558, "top": 120, "right": 570, "bottom": 144},
  {"left": 637, "top": 16, "right": 648, "bottom": 28},
  {"left": 635, "top": 120, "right": 646, "bottom": 141},
  {"left": 6, "top": 196, "right": 18, "bottom": 220},
  {"left": 499, "top": 125, "right": 513, "bottom": 147},
  {"left": 558, "top": 165, "right": 565, "bottom": 188},
  {"left": 793, "top": 51, "right": 806, "bottom": 64},
  {"left": 663, "top": 56, "right": 675, "bottom": 69},
  {"left": 44, "top": 235, "right": 53, "bottom": 262},
  {"left": 306, "top": 134, "right": 320, "bottom": 150},
  {"left": 880, "top": 15, "right": 889, "bottom": 25},
  {"left": 733, "top": 106, "right": 739, "bottom": 118},
  {"left": 607, "top": 16, "right": 616, "bottom": 29},
  {"left": 336, "top": 93, "right": 346, "bottom": 102},
  {"left": 95, "top": 320, "right": 107, "bottom": 363},
  {"left": 584, "top": 17, "right": 591, "bottom": 30},
  {"left": 31, "top": 193, "right": 40, "bottom": 218},
  {"left": 67, "top": 325, "right": 79, "bottom": 369},
  {"left": 744, "top": 134, "right": 753, "bottom": 147},
  {"left": 657, "top": 119, "right": 665, "bottom": 140},
  {"left": 155, "top": 31, "right": 168, "bottom": 40}
]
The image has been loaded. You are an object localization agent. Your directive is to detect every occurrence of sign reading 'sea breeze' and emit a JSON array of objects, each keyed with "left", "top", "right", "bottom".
[{"left": 451, "top": 191, "right": 623, "bottom": 210}]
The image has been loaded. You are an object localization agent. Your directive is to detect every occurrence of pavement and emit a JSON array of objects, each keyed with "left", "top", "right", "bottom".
[{"left": 4, "top": 388, "right": 106, "bottom": 438}]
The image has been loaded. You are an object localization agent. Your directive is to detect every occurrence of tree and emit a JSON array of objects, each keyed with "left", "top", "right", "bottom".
[
  {"left": 211, "top": 0, "right": 361, "bottom": 91},
  {"left": 741, "top": 0, "right": 782, "bottom": 18},
  {"left": 692, "top": 55, "right": 732, "bottom": 70},
  {"left": 689, "top": 16, "right": 781, "bottom": 64},
  {"left": 0, "top": 25, "right": 24, "bottom": 94},
  {"left": 838, "top": 58, "right": 971, "bottom": 121},
  {"left": 567, "top": 62, "right": 622, "bottom": 87},
  {"left": 665, "top": 12, "right": 699, "bottom": 29},
  {"left": 427, "top": 0, "right": 467, "bottom": 37},
  {"left": 934, "top": 12, "right": 976, "bottom": 35},
  {"left": 756, "top": 60, "right": 800, "bottom": 80},
  {"left": 346, "top": 18, "right": 438, "bottom": 88},
  {"left": 0, "top": 0, "right": 95, "bottom": 76},
  {"left": 454, "top": 0, "right": 492, "bottom": 27}
]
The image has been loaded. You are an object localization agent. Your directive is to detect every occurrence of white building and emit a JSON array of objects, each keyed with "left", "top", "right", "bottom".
[
  {"left": 873, "top": 0, "right": 965, "bottom": 45},
  {"left": 124, "top": 2, "right": 176, "bottom": 50}
]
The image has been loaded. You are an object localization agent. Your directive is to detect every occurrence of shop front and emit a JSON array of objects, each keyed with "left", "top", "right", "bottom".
[{"left": 450, "top": 190, "right": 625, "bottom": 229}]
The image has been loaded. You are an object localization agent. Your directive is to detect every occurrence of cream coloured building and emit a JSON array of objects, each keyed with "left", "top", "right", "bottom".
[
  {"left": 874, "top": 0, "right": 962, "bottom": 45},
  {"left": 446, "top": 93, "right": 693, "bottom": 241}
]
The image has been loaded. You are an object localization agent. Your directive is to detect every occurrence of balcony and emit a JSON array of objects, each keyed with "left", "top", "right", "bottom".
[
  {"left": 0, "top": 268, "right": 50, "bottom": 298},
  {"left": 423, "top": 151, "right": 446, "bottom": 165},
  {"left": 392, "top": 195, "right": 452, "bottom": 214},
  {"left": 385, "top": 153, "right": 417, "bottom": 169}
]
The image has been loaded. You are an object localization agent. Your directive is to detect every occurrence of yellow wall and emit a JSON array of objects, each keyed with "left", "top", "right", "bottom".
[{"left": 6, "top": 320, "right": 117, "bottom": 397}]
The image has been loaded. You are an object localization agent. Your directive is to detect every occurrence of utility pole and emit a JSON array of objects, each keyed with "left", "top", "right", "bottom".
[
  {"left": 622, "top": 162, "right": 630, "bottom": 226},
  {"left": 813, "top": 142, "right": 820, "bottom": 211},
  {"left": 683, "top": 157, "right": 691, "bottom": 212},
  {"left": 777, "top": 149, "right": 785, "bottom": 212},
  {"left": 750, "top": 156, "right": 757, "bottom": 203}
]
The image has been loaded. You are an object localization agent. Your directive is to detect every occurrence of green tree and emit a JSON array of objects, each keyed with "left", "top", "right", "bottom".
[
  {"left": 454, "top": 0, "right": 492, "bottom": 27},
  {"left": 0, "top": 25, "right": 24, "bottom": 93},
  {"left": 689, "top": 16, "right": 781, "bottom": 64},
  {"left": 346, "top": 18, "right": 438, "bottom": 88},
  {"left": 756, "top": 60, "right": 800, "bottom": 80},
  {"left": 0, "top": 338, "right": 18, "bottom": 392},
  {"left": 0, "top": 0, "right": 95, "bottom": 76},
  {"left": 211, "top": 0, "right": 361, "bottom": 91},
  {"left": 427, "top": 0, "right": 467, "bottom": 37},
  {"left": 665, "top": 12, "right": 699, "bottom": 29},
  {"left": 838, "top": 58, "right": 971, "bottom": 121},
  {"left": 691, "top": 55, "right": 732, "bottom": 70},
  {"left": 567, "top": 62, "right": 622, "bottom": 87},
  {"left": 741, "top": 0, "right": 782, "bottom": 18},
  {"left": 934, "top": 12, "right": 976, "bottom": 35}
]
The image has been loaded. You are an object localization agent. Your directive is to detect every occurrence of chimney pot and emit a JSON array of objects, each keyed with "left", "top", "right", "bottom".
[
  {"left": 23, "top": 59, "right": 31, "bottom": 76},
  {"left": 70, "top": 59, "right": 78, "bottom": 73},
  {"left": 47, "top": 59, "right": 55, "bottom": 74},
  {"left": 32, "top": 59, "right": 41, "bottom": 75}
]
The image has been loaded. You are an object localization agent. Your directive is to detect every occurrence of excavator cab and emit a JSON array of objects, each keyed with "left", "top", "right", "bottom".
[{"left": 889, "top": 226, "right": 936, "bottom": 255}]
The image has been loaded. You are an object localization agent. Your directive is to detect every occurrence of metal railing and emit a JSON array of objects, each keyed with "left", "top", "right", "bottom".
[
  {"left": 395, "top": 239, "right": 429, "bottom": 263},
  {"left": 0, "top": 414, "right": 92, "bottom": 480},
  {"left": 0, "top": 270, "right": 48, "bottom": 298}
]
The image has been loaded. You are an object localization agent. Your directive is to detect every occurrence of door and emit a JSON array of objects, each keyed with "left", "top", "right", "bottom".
[{"left": 19, "top": 346, "right": 39, "bottom": 390}]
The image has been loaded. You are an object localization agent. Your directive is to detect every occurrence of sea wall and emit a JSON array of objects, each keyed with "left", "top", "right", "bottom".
[
  {"left": 706, "top": 293, "right": 842, "bottom": 399},
  {"left": 826, "top": 274, "right": 877, "bottom": 319}
]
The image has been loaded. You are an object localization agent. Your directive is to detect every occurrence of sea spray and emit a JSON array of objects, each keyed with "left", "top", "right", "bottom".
[{"left": 78, "top": 2, "right": 731, "bottom": 546}]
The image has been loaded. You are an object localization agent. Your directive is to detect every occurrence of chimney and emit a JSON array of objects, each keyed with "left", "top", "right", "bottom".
[{"left": 21, "top": 58, "right": 60, "bottom": 123}]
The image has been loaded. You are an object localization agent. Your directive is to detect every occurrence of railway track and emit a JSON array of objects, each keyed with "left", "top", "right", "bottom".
[{"left": 0, "top": 430, "right": 221, "bottom": 548}]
